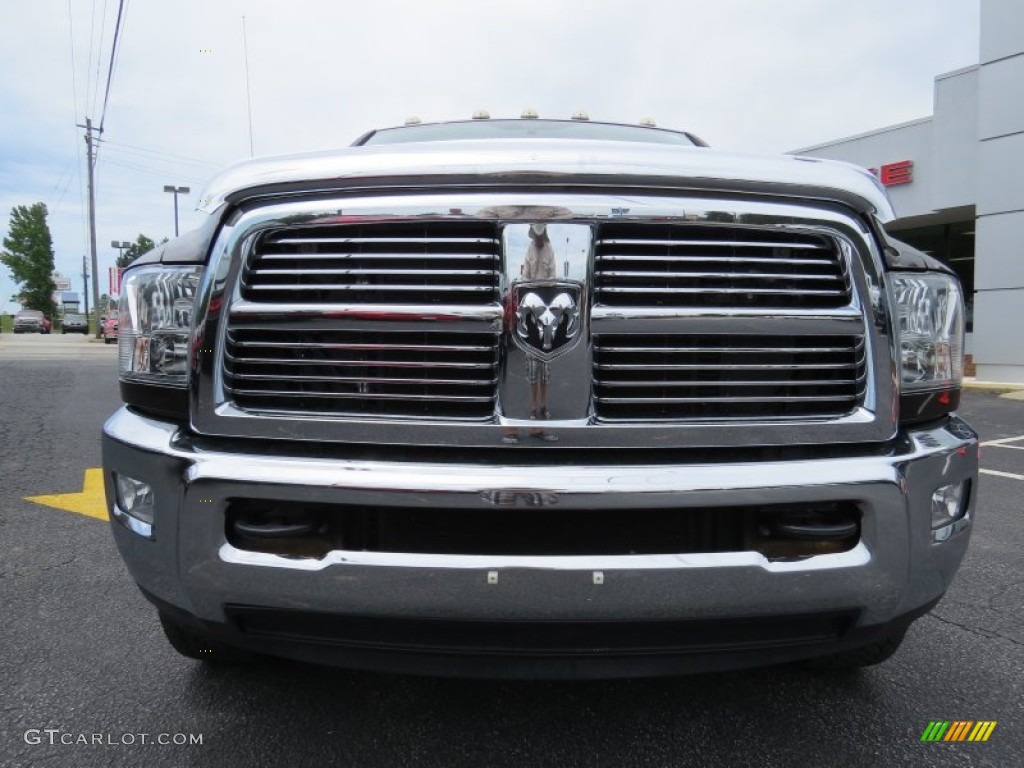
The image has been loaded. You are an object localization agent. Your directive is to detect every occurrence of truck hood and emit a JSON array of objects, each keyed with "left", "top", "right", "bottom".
[{"left": 198, "top": 138, "right": 895, "bottom": 222}]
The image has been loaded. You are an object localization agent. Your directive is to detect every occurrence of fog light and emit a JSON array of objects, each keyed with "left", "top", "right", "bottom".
[
  {"left": 113, "top": 474, "right": 155, "bottom": 538},
  {"left": 931, "top": 481, "right": 968, "bottom": 530}
]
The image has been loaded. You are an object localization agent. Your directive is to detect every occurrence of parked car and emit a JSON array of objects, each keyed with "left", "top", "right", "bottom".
[
  {"left": 101, "top": 316, "right": 119, "bottom": 344},
  {"left": 13, "top": 309, "right": 51, "bottom": 334},
  {"left": 62, "top": 313, "right": 88, "bottom": 334},
  {"left": 103, "top": 116, "right": 977, "bottom": 678}
]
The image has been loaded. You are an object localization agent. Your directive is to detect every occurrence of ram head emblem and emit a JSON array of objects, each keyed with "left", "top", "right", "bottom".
[{"left": 516, "top": 291, "right": 579, "bottom": 353}]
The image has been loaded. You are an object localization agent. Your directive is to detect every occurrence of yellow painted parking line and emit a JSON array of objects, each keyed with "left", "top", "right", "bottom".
[
  {"left": 25, "top": 468, "right": 108, "bottom": 521},
  {"left": 979, "top": 468, "right": 1024, "bottom": 482}
]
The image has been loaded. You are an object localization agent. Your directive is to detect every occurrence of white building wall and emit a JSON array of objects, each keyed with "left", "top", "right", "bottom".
[
  {"left": 793, "top": 65, "right": 979, "bottom": 222},
  {"left": 932, "top": 67, "right": 978, "bottom": 212},
  {"left": 974, "top": 0, "right": 1024, "bottom": 382}
]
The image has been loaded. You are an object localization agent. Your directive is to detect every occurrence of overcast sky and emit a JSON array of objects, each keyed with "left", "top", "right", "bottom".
[{"left": 0, "top": 0, "right": 980, "bottom": 311}]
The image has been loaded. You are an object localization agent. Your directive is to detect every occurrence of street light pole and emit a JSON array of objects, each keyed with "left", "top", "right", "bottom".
[
  {"left": 163, "top": 185, "right": 190, "bottom": 237},
  {"left": 111, "top": 239, "right": 131, "bottom": 266}
]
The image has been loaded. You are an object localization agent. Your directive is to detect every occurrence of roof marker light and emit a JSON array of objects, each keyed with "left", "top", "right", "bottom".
[
  {"left": 639, "top": 117, "right": 657, "bottom": 127},
  {"left": 521, "top": 108, "right": 539, "bottom": 119},
  {"left": 404, "top": 116, "right": 422, "bottom": 125},
  {"left": 571, "top": 110, "right": 590, "bottom": 121},
  {"left": 472, "top": 110, "right": 490, "bottom": 120}
]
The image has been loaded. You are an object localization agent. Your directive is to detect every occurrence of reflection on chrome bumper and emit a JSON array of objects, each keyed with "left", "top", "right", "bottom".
[{"left": 102, "top": 407, "right": 977, "bottom": 648}]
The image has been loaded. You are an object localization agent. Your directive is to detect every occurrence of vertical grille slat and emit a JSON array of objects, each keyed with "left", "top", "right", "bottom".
[
  {"left": 595, "top": 224, "right": 850, "bottom": 309},
  {"left": 593, "top": 335, "right": 866, "bottom": 421}
]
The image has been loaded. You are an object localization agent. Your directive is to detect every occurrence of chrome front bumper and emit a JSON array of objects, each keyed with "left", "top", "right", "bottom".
[{"left": 102, "top": 407, "right": 977, "bottom": 673}]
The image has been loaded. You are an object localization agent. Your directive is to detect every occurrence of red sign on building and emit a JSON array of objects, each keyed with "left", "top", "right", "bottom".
[{"left": 869, "top": 160, "right": 914, "bottom": 187}]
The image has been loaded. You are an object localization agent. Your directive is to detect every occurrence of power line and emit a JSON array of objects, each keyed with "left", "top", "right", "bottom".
[
  {"left": 98, "top": 0, "right": 127, "bottom": 133},
  {"left": 242, "top": 15, "right": 255, "bottom": 157},
  {"left": 101, "top": 156, "right": 204, "bottom": 183},
  {"left": 102, "top": 144, "right": 213, "bottom": 169},
  {"left": 85, "top": 0, "right": 96, "bottom": 117},
  {"left": 48, "top": 158, "right": 79, "bottom": 210},
  {"left": 66, "top": 0, "right": 80, "bottom": 120},
  {"left": 91, "top": 0, "right": 109, "bottom": 118},
  {"left": 68, "top": 1, "right": 90, "bottom": 257},
  {"left": 99, "top": 138, "right": 219, "bottom": 168}
]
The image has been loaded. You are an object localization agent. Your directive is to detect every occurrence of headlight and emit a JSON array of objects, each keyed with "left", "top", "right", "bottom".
[
  {"left": 119, "top": 266, "right": 202, "bottom": 386},
  {"left": 889, "top": 272, "right": 965, "bottom": 422},
  {"left": 890, "top": 272, "right": 964, "bottom": 391}
]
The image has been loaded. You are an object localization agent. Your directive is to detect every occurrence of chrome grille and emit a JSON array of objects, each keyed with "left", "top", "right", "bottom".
[
  {"left": 593, "top": 335, "right": 866, "bottom": 421},
  {"left": 224, "top": 329, "right": 500, "bottom": 420},
  {"left": 242, "top": 222, "right": 500, "bottom": 305},
  {"left": 594, "top": 224, "right": 850, "bottom": 308}
]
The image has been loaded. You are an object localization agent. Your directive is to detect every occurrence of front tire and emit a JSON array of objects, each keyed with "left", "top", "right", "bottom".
[{"left": 159, "top": 614, "right": 258, "bottom": 664}]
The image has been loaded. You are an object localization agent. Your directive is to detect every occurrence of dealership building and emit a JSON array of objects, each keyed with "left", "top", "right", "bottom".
[{"left": 792, "top": 0, "right": 1024, "bottom": 383}]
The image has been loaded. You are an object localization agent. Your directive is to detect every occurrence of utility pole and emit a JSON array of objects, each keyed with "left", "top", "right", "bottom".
[
  {"left": 82, "top": 254, "right": 90, "bottom": 322},
  {"left": 77, "top": 117, "right": 103, "bottom": 339}
]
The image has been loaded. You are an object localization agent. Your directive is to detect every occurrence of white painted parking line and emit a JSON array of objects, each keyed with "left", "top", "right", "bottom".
[
  {"left": 987, "top": 443, "right": 1024, "bottom": 450},
  {"left": 980, "top": 468, "right": 1024, "bottom": 481},
  {"left": 980, "top": 434, "right": 1024, "bottom": 446}
]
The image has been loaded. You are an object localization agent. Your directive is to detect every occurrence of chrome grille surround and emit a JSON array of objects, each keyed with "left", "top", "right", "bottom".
[{"left": 191, "top": 193, "right": 895, "bottom": 448}]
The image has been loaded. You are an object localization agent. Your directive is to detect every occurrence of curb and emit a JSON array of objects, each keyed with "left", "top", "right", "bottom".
[{"left": 963, "top": 379, "right": 1024, "bottom": 401}]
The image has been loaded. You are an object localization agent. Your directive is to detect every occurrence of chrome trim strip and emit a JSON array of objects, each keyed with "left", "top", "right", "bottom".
[
  {"left": 598, "top": 286, "right": 847, "bottom": 296},
  {"left": 219, "top": 541, "right": 872, "bottom": 573},
  {"left": 245, "top": 284, "right": 497, "bottom": 293},
  {"left": 595, "top": 395, "right": 860, "bottom": 404},
  {"left": 269, "top": 236, "right": 496, "bottom": 245},
  {"left": 227, "top": 299, "right": 503, "bottom": 322},
  {"left": 254, "top": 268, "right": 496, "bottom": 276},
  {"left": 598, "top": 379, "right": 861, "bottom": 388},
  {"left": 229, "top": 390, "right": 495, "bottom": 403},
  {"left": 597, "top": 255, "right": 837, "bottom": 265},
  {"left": 258, "top": 253, "right": 498, "bottom": 261},
  {"left": 599, "top": 344, "right": 857, "bottom": 353},
  {"left": 227, "top": 356, "right": 496, "bottom": 370},
  {"left": 595, "top": 362, "right": 861, "bottom": 371},
  {"left": 595, "top": 238, "right": 830, "bottom": 250},
  {"left": 598, "top": 270, "right": 842, "bottom": 281}
]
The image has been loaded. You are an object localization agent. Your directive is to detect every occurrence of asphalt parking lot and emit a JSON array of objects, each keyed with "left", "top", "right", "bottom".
[{"left": 0, "top": 337, "right": 1021, "bottom": 767}]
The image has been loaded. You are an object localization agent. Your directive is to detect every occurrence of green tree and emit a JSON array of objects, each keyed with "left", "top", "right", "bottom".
[
  {"left": 118, "top": 233, "right": 167, "bottom": 268},
  {"left": 1, "top": 203, "right": 57, "bottom": 317}
]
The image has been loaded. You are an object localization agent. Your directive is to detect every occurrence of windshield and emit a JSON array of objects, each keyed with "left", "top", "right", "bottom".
[{"left": 356, "top": 119, "right": 703, "bottom": 148}]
